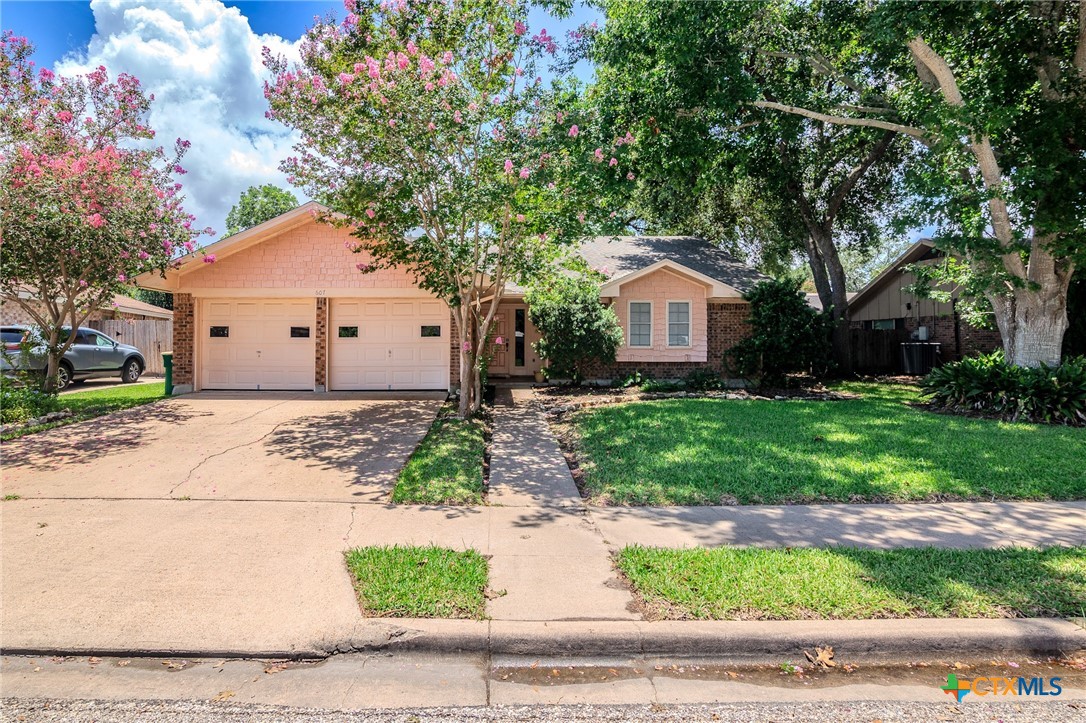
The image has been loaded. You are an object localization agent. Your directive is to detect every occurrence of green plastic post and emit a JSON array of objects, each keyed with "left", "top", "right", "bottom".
[{"left": 162, "top": 351, "right": 173, "bottom": 396}]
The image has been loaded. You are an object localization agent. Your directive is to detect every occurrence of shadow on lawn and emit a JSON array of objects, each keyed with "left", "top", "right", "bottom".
[
  {"left": 2, "top": 400, "right": 206, "bottom": 471},
  {"left": 575, "top": 396, "right": 1086, "bottom": 505},
  {"left": 265, "top": 401, "right": 440, "bottom": 498},
  {"left": 829, "top": 546, "right": 1086, "bottom": 618}
]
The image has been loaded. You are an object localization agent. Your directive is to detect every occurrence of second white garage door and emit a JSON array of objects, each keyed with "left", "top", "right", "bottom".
[
  {"left": 330, "top": 298, "right": 449, "bottom": 390},
  {"left": 201, "top": 299, "right": 315, "bottom": 390}
]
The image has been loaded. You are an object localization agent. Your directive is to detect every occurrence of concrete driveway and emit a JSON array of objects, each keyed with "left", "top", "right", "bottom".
[
  {"left": 1, "top": 392, "right": 448, "bottom": 655},
  {"left": 2, "top": 391, "right": 444, "bottom": 502}
]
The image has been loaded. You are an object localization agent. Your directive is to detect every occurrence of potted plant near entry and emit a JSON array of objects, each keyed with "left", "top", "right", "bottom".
[{"left": 533, "top": 368, "right": 546, "bottom": 384}]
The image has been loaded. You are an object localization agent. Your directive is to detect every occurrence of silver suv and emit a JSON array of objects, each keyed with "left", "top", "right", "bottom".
[{"left": 1, "top": 325, "right": 146, "bottom": 391}]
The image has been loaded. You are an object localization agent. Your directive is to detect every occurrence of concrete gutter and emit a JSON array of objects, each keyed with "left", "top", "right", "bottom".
[{"left": 4, "top": 618, "right": 1084, "bottom": 663}]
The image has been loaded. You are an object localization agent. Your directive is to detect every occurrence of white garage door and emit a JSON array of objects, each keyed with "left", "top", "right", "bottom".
[
  {"left": 330, "top": 298, "right": 449, "bottom": 390},
  {"left": 200, "top": 299, "right": 315, "bottom": 390}
]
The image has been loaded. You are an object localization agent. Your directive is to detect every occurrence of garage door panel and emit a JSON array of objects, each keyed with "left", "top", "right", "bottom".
[
  {"left": 200, "top": 298, "right": 315, "bottom": 391},
  {"left": 330, "top": 298, "right": 448, "bottom": 391}
]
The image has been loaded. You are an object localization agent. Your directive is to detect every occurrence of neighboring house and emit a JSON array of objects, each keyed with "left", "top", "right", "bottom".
[
  {"left": 136, "top": 202, "right": 766, "bottom": 393},
  {"left": 847, "top": 239, "right": 1002, "bottom": 364},
  {"left": 0, "top": 292, "right": 173, "bottom": 327},
  {"left": 805, "top": 292, "right": 857, "bottom": 313}
]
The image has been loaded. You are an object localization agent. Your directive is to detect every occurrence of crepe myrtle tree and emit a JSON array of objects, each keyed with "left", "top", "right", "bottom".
[
  {"left": 264, "top": 0, "right": 633, "bottom": 417},
  {"left": 0, "top": 33, "right": 210, "bottom": 391}
]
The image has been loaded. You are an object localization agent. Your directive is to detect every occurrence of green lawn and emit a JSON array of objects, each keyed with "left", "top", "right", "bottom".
[
  {"left": 344, "top": 545, "right": 488, "bottom": 618},
  {"left": 617, "top": 545, "right": 1086, "bottom": 620},
  {"left": 1, "top": 382, "right": 168, "bottom": 441},
  {"left": 571, "top": 382, "right": 1086, "bottom": 505},
  {"left": 392, "top": 415, "right": 485, "bottom": 505}
]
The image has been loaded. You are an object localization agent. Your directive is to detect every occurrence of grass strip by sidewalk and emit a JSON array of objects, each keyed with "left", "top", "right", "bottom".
[
  {"left": 391, "top": 413, "right": 485, "bottom": 505},
  {"left": 617, "top": 545, "right": 1086, "bottom": 621},
  {"left": 2, "top": 382, "right": 168, "bottom": 441},
  {"left": 571, "top": 382, "right": 1086, "bottom": 505},
  {"left": 344, "top": 545, "right": 488, "bottom": 619}
]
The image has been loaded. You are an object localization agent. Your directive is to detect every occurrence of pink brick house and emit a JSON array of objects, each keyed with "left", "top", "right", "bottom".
[{"left": 137, "top": 202, "right": 766, "bottom": 393}]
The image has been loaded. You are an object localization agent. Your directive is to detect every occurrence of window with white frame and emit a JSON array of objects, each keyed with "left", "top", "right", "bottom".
[
  {"left": 628, "top": 301, "right": 652, "bottom": 347},
  {"left": 667, "top": 301, "right": 690, "bottom": 347}
]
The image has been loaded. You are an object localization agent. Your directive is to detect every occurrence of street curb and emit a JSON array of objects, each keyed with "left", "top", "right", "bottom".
[{"left": 5, "top": 618, "right": 1084, "bottom": 663}]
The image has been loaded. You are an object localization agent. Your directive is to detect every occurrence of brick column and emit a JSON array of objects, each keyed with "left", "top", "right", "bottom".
[
  {"left": 449, "top": 308, "right": 460, "bottom": 390},
  {"left": 315, "top": 297, "right": 328, "bottom": 391},
  {"left": 172, "top": 292, "right": 195, "bottom": 393}
]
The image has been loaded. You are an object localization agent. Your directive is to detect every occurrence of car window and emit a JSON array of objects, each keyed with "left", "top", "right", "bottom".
[
  {"left": 74, "top": 331, "right": 94, "bottom": 345},
  {"left": 95, "top": 334, "right": 114, "bottom": 348},
  {"left": 1, "top": 330, "right": 26, "bottom": 343}
]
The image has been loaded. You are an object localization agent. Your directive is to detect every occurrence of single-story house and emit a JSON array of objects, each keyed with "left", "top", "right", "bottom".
[
  {"left": 848, "top": 239, "right": 1002, "bottom": 364},
  {"left": 136, "top": 202, "right": 767, "bottom": 393},
  {"left": 0, "top": 291, "right": 173, "bottom": 327}
]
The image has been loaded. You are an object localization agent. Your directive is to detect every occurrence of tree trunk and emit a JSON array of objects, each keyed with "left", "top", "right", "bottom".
[
  {"left": 803, "top": 236, "right": 833, "bottom": 313},
  {"left": 811, "top": 229, "right": 853, "bottom": 374},
  {"left": 990, "top": 286, "right": 1070, "bottom": 368},
  {"left": 456, "top": 302, "right": 476, "bottom": 418}
]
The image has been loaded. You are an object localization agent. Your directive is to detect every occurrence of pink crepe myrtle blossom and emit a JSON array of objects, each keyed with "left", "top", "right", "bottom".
[
  {"left": 86, "top": 213, "right": 104, "bottom": 228},
  {"left": 78, "top": 279, "right": 88, "bottom": 288},
  {"left": 519, "top": 167, "right": 530, "bottom": 179},
  {"left": 356, "top": 262, "right": 372, "bottom": 272},
  {"left": 568, "top": 124, "right": 579, "bottom": 137},
  {"left": 203, "top": 254, "right": 217, "bottom": 264},
  {"left": 627, "top": 172, "right": 635, "bottom": 180},
  {"left": 425, "top": 82, "right": 435, "bottom": 91},
  {"left": 453, "top": 110, "right": 463, "bottom": 123},
  {"left": 609, "top": 157, "right": 618, "bottom": 166},
  {"left": 117, "top": 273, "right": 127, "bottom": 282},
  {"left": 516, "top": 214, "right": 525, "bottom": 222},
  {"left": 56, "top": 110, "right": 72, "bottom": 123},
  {"left": 366, "top": 208, "right": 376, "bottom": 219},
  {"left": 504, "top": 159, "right": 514, "bottom": 174},
  {"left": 462, "top": 341, "right": 471, "bottom": 351},
  {"left": 514, "top": 21, "right": 526, "bottom": 36},
  {"left": 494, "top": 336, "right": 503, "bottom": 345}
]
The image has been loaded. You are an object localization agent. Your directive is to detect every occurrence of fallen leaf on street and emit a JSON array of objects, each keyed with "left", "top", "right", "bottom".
[{"left": 212, "top": 690, "right": 235, "bottom": 702}]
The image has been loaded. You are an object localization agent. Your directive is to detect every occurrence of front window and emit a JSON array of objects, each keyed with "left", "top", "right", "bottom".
[
  {"left": 629, "top": 302, "right": 652, "bottom": 347},
  {"left": 514, "top": 308, "right": 526, "bottom": 367},
  {"left": 667, "top": 302, "right": 690, "bottom": 347}
]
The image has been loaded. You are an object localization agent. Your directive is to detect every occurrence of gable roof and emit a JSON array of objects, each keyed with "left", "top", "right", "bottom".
[
  {"left": 136, "top": 201, "right": 325, "bottom": 290},
  {"left": 848, "top": 239, "right": 939, "bottom": 313},
  {"left": 577, "top": 236, "right": 769, "bottom": 296},
  {"left": 805, "top": 292, "right": 857, "bottom": 312}
]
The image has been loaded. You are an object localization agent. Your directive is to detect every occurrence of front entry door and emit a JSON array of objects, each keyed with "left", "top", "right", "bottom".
[{"left": 490, "top": 313, "right": 509, "bottom": 373}]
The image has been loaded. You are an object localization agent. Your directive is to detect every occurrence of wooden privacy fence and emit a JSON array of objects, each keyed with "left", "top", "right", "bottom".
[
  {"left": 92, "top": 319, "right": 173, "bottom": 375},
  {"left": 849, "top": 328, "right": 909, "bottom": 373}
]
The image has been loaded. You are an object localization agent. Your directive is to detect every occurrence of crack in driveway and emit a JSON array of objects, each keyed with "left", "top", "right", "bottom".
[{"left": 168, "top": 420, "right": 292, "bottom": 498}]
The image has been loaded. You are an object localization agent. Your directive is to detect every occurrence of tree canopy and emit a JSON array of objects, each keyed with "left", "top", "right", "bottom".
[
  {"left": 755, "top": 0, "right": 1086, "bottom": 366},
  {"left": 224, "top": 184, "right": 298, "bottom": 237},
  {"left": 0, "top": 32, "right": 206, "bottom": 389},
  {"left": 587, "top": 0, "right": 907, "bottom": 369},
  {"left": 264, "top": 0, "right": 631, "bottom": 415}
]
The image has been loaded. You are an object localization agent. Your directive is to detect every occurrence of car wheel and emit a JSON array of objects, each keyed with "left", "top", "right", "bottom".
[
  {"left": 56, "top": 363, "right": 73, "bottom": 391},
  {"left": 122, "top": 358, "right": 142, "bottom": 383}
]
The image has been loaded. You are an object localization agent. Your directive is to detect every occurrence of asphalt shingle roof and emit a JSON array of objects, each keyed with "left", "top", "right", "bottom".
[{"left": 576, "top": 236, "right": 769, "bottom": 294}]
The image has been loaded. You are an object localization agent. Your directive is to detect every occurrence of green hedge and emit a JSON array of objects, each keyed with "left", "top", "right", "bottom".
[{"left": 923, "top": 351, "right": 1086, "bottom": 426}]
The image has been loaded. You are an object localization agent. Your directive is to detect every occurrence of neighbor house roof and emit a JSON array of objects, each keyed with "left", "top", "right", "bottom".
[
  {"left": 848, "top": 239, "right": 938, "bottom": 313},
  {"left": 805, "top": 292, "right": 857, "bottom": 312},
  {"left": 578, "top": 236, "right": 769, "bottom": 296},
  {"left": 108, "top": 295, "right": 173, "bottom": 319}
]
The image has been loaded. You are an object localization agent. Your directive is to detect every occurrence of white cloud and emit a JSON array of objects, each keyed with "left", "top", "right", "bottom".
[{"left": 55, "top": 0, "right": 307, "bottom": 237}]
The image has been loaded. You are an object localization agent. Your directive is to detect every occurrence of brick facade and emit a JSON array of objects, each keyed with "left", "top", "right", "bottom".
[
  {"left": 315, "top": 297, "right": 328, "bottom": 389},
  {"left": 584, "top": 301, "right": 751, "bottom": 380},
  {"left": 902, "top": 315, "right": 1002, "bottom": 361},
  {"left": 171, "top": 293, "right": 195, "bottom": 388},
  {"left": 449, "top": 309, "right": 461, "bottom": 387}
]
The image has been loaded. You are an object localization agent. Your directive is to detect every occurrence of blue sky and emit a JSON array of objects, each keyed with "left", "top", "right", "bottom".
[{"left": 3, "top": 0, "right": 601, "bottom": 235}]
